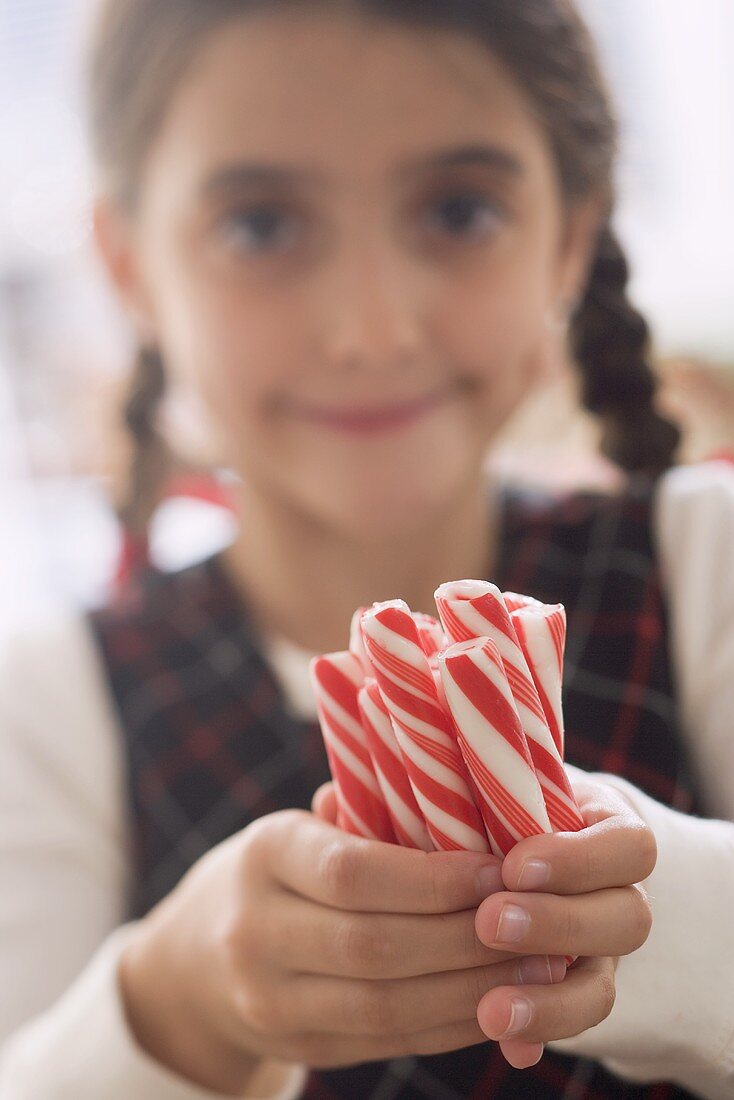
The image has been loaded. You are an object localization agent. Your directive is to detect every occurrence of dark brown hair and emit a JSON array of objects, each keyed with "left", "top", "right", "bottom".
[{"left": 88, "top": 0, "right": 679, "bottom": 530}]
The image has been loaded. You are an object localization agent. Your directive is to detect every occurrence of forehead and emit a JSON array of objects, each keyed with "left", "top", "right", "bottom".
[{"left": 145, "top": 8, "right": 552, "bottom": 190}]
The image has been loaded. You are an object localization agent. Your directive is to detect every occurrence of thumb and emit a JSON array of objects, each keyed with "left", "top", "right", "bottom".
[{"left": 311, "top": 781, "right": 339, "bottom": 825}]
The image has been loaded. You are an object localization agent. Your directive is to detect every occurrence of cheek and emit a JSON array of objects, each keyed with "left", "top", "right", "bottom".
[
  {"left": 437, "top": 270, "right": 550, "bottom": 433},
  {"left": 153, "top": 268, "right": 302, "bottom": 459}
]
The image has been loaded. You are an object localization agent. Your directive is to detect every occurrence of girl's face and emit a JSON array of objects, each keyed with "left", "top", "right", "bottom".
[{"left": 99, "top": 7, "right": 600, "bottom": 539}]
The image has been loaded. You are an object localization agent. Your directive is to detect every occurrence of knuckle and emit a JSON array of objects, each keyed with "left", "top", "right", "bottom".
[
  {"left": 410, "top": 1022, "right": 483, "bottom": 1058},
  {"left": 298, "top": 1042, "right": 325, "bottom": 1068},
  {"left": 240, "top": 814, "right": 280, "bottom": 875},
  {"left": 460, "top": 912, "right": 486, "bottom": 966},
  {"left": 352, "top": 981, "right": 398, "bottom": 1036},
  {"left": 246, "top": 809, "right": 308, "bottom": 859},
  {"left": 219, "top": 907, "right": 261, "bottom": 973},
  {"left": 241, "top": 814, "right": 273, "bottom": 860},
  {"left": 560, "top": 900, "right": 580, "bottom": 952},
  {"left": 424, "top": 851, "right": 460, "bottom": 911},
  {"left": 351, "top": 1031, "right": 413, "bottom": 1062},
  {"left": 594, "top": 967, "right": 617, "bottom": 1024},
  {"left": 465, "top": 966, "right": 487, "bottom": 1009},
  {"left": 335, "top": 916, "right": 389, "bottom": 976},
  {"left": 636, "top": 824, "right": 658, "bottom": 881},
  {"left": 410, "top": 1030, "right": 444, "bottom": 1057},
  {"left": 629, "top": 885, "right": 654, "bottom": 949},
  {"left": 584, "top": 844, "right": 608, "bottom": 891},
  {"left": 294, "top": 1036, "right": 346, "bottom": 1070},
  {"left": 235, "top": 985, "right": 285, "bottom": 1037},
  {"left": 427, "top": 867, "right": 444, "bottom": 913},
  {"left": 318, "top": 840, "right": 361, "bottom": 905},
  {"left": 468, "top": 964, "right": 497, "bottom": 1006},
  {"left": 273, "top": 808, "right": 312, "bottom": 846},
  {"left": 383, "top": 1034, "right": 415, "bottom": 1059}
]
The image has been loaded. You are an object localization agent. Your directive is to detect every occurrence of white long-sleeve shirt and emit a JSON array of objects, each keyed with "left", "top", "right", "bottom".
[{"left": 1, "top": 463, "right": 733, "bottom": 1100}]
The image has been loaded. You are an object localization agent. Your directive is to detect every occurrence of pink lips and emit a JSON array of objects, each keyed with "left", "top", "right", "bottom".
[{"left": 292, "top": 388, "right": 452, "bottom": 435}]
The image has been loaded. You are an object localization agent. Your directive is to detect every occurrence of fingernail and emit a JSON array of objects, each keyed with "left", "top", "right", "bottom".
[
  {"left": 518, "top": 955, "right": 553, "bottom": 985},
  {"left": 503, "top": 996, "right": 533, "bottom": 1036},
  {"left": 496, "top": 903, "right": 530, "bottom": 944},
  {"left": 517, "top": 859, "right": 551, "bottom": 891},
  {"left": 476, "top": 861, "right": 504, "bottom": 899}
]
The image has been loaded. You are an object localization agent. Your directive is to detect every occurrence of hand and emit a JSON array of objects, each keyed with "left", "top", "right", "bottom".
[
  {"left": 473, "top": 777, "right": 657, "bottom": 1069},
  {"left": 312, "top": 783, "right": 567, "bottom": 1073},
  {"left": 119, "top": 801, "right": 566, "bottom": 1095}
]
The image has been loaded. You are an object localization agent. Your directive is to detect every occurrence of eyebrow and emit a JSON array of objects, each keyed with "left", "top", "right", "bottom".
[
  {"left": 200, "top": 143, "right": 525, "bottom": 200},
  {"left": 201, "top": 164, "right": 323, "bottom": 200},
  {"left": 398, "top": 144, "right": 526, "bottom": 179}
]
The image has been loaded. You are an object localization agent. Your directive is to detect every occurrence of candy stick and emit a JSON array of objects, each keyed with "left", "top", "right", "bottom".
[
  {"left": 502, "top": 591, "right": 543, "bottom": 614},
  {"left": 351, "top": 609, "right": 445, "bottom": 673},
  {"left": 349, "top": 606, "right": 372, "bottom": 676},
  {"left": 510, "top": 602, "right": 567, "bottom": 758},
  {"left": 358, "top": 679, "right": 433, "bottom": 851},
  {"left": 361, "top": 601, "right": 490, "bottom": 853},
  {"left": 438, "top": 637, "right": 552, "bottom": 855},
  {"left": 412, "top": 613, "right": 446, "bottom": 664},
  {"left": 435, "top": 581, "right": 582, "bottom": 832},
  {"left": 309, "top": 652, "right": 396, "bottom": 843}
]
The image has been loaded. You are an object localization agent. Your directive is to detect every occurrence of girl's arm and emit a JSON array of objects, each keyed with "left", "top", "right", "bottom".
[{"left": 0, "top": 615, "right": 302, "bottom": 1100}]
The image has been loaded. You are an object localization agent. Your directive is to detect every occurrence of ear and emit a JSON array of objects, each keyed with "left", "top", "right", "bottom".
[
  {"left": 93, "top": 197, "right": 156, "bottom": 341},
  {"left": 555, "top": 194, "right": 607, "bottom": 313},
  {"left": 533, "top": 197, "right": 605, "bottom": 390}
]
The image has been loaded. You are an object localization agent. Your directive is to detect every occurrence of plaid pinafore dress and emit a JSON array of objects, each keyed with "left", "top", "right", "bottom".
[{"left": 90, "top": 478, "right": 700, "bottom": 1099}]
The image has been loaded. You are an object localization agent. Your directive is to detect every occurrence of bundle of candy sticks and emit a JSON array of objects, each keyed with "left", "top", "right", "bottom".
[{"left": 310, "top": 580, "right": 583, "bottom": 858}]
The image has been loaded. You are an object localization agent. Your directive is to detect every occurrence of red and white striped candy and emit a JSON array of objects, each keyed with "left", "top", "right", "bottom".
[
  {"left": 360, "top": 600, "right": 490, "bottom": 853},
  {"left": 351, "top": 608, "right": 445, "bottom": 672},
  {"left": 438, "top": 637, "right": 551, "bottom": 855},
  {"left": 435, "top": 580, "right": 581, "bottom": 833},
  {"left": 309, "top": 651, "right": 396, "bottom": 843},
  {"left": 349, "top": 606, "right": 372, "bottom": 675},
  {"left": 412, "top": 613, "right": 446, "bottom": 665},
  {"left": 358, "top": 679, "right": 433, "bottom": 851},
  {"left": 510, "top": 602, "right": 567, "bottom": 758},
  {"left": 502, "top": 591, "right": 543, "bottom": 614}
]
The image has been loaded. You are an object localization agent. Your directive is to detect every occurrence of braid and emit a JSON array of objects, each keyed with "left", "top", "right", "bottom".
[
  {"left": 572, "top": 224, "right": 680, "bottom": 476},
  {"left": 119, "top": 346, "right": 172, "bottom": 538}
]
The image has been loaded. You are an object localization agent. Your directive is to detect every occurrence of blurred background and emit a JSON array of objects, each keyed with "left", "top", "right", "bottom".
[{"left": 1, "top": 0, "right": 733, "bottom": 636}]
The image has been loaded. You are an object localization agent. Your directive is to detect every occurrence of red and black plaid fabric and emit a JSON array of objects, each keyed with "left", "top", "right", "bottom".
[{"left": 90, "top": 477, "right": 700, "bottom": 1100}]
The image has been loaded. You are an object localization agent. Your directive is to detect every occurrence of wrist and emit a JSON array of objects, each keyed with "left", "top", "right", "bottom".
[{"left": 118, "top": 919, "right": 262, "bottom": 1095}]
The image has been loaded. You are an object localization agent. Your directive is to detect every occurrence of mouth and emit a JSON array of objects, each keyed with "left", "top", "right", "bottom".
[{"left": 288, "top": 385, "right": 462, "bottom": 436}]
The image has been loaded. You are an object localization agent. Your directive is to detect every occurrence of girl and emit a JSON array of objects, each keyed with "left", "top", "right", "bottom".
[{"left": 1, "top": 1, "right": 733, "bottom": 1098}]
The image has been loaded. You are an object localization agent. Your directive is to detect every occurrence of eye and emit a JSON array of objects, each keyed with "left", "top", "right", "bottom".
[
  {"left": 217, "top": 203, "right": 300, "bottom": 254},
  {"left": 425, "top": 191, "right": 503, "bottom": 241}
]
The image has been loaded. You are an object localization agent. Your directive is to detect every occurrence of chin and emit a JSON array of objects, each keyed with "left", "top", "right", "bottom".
[{"left": 303, "top": 445, "right": 477, "bottom": 543}]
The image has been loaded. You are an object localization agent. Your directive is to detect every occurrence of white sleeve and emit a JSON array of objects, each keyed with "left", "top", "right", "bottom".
[
  {"left": 0, "top": 614, "right": 306, "bottom": 1100},
  {"left": 549, "top": 464, "right": 734, "bottom": 1098},
  {"left": 549, "top": 766, "right": 734, "bottom": 1100},
  {"left": 655, "top": 462, "right": 734, "bottom": 821}
]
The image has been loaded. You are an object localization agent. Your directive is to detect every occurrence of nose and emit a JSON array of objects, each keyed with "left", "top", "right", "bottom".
[{"left": 319, "top": 240, "right": 428, "bottom": 374}]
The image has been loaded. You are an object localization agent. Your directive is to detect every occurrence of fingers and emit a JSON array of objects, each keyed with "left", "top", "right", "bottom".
[
  {"left": 257, "top": 810, "right": 503, "bottom": 913},
  {"left": 294, "top": 1018, "right": 488, "bottom": 1069},
  {"left": 282, "top": 956, "right": 566, "bottom": 1037},
  {"left": 274, "top": 893, "right": 513, "bottom": 979},
  {"left": 477, "top": 955, "right": 616, "bottom": 1043},
  {"left": 475, "top": 884, "right": 652, "bottom": 958},
  {"left": 311, "top": 783, "right": 338, "bottom": 824},
  {"left": 502, "top": 785, "right": 657, "bottom": 897}
]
